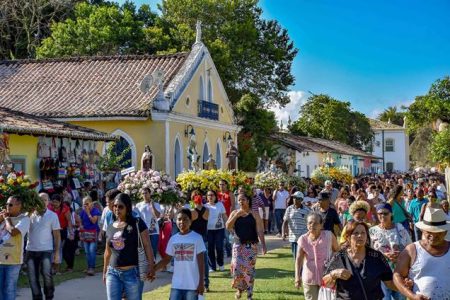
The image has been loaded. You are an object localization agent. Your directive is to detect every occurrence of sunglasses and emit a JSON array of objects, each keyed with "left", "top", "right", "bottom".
[
  {"left": 113, "top": 204, "right": 125, "bottom": 210},
  {"left": 207, "top": 194, "right": 215, "bottom": 197},
  {"left": 377, "top": 212, "right": 390, "bottom": 216}
]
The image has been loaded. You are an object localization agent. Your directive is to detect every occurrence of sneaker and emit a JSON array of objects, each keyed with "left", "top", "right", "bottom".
[
  {"left": 209, "top": 269, "right": 215, "bottom": 273},
  {"left": 219, "top": 265, "right": 225, "bottom": 271},
  {"left": 276, "top": 233, "right": 281, "bottom": 237},
  {"left": 167, "top": 265, "right": 174, "bottom": 273}
]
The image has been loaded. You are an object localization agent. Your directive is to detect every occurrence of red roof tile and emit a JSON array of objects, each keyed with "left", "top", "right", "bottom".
[{"left": 0, "top": 53, "right": 188, "bottom": 118}]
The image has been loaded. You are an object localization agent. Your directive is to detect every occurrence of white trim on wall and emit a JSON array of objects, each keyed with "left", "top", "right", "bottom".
[
  {"left": 165, "top": 121, "right": 170, "bottom": 173},
  {"left": 109, "top": 129, "right": 137, "bottom": 169},
  {"left": 174, "top": 133, "right": 183, "bottom": 178},
  {"left": 215, "top": 138, "right": 222, "bottom": 169}
]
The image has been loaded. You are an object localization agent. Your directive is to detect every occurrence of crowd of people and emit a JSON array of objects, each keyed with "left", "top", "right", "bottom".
[{"left": 0, "top": 173, "right": 449, "bottom": 300}]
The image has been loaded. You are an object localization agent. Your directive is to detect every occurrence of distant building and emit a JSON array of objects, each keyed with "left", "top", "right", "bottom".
[{"left": 368, "top": 119, "right": 410, "bottom": 172}]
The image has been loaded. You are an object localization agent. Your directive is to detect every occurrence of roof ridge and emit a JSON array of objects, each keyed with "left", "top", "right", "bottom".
[{"left": 0, "top": 52, "right": 189, "bottom": 65}]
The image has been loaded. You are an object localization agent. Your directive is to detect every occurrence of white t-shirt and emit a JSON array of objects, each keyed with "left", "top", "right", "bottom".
[
  {"left": 273, "top": 189, "right": 289, "bottom": 209},
  {"left": 26, "top": 209, "right": 61, "bottom": 252},
  {"left": 205, "top": 202, "right": 226, "bottom": 230},
  {"left": 134, "top": 201, "right": 162, "bottom": 235},
  {"left": 0, "top": 214, "right": 30, "bottom": 264},
  {"left": 303, "top": 196, "right": 318, "bottom": 205},
  {"left": 166, "top": 231, "right": 206, "bottom": 290}
]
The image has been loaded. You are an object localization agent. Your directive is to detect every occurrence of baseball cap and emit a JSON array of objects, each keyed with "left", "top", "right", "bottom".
[
  {"left": 292, "top": 191, "right": 304, "bottom": 199},
  {"left": 324, "top": 180, "right": 332, "bottom": 186}
]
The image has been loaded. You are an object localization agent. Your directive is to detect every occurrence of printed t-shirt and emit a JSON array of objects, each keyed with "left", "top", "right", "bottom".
[
  {"left": 0, "top": 214, "right": 30, "bottom": 265},
  {"left": 217, "top": 191, "right": 232, "bottom": 217},
  {"left": 106, "top": 217, "right": 147, "bottom": 268},
  {"left": 166, "top": 231, "right": 206, "bottom": 291},
  {"left": 26, "top": 209, "right": 61, "bottom": 252},
  {"left": 205, "top": 202, "right": 226, "bottom": 230},
  {"left": 134, "top": 201, "right": 161, "bottom": 235}
]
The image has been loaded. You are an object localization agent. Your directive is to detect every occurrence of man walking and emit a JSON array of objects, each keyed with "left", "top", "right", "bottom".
[
  {"left": 407, "top": 188, "right": 428, "bottom": 241},
  {"left": 313, "top": 192, "right": 341, "bottom": 236},
  {"left": 26, "top": 193, "right": 61, "bottom": 300},
  {"left": 217, "top": 179, "right": 235, "bottom": 257},
  {"left": 135, "top": 187, "right": 161, "bottom": 258},
  {"left": 273, "top": 182, "right": 290, "bottom": 237},
  {"left": 0, "top": 195, "right": 30, "bottom": 300},
  {"left": 394, "top": 207, "right": 450, "bottom": 299}
]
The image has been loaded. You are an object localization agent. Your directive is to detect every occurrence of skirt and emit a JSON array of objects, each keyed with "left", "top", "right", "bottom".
[{"left": 231, "top": 242, "right": 258, "bottom": 292}]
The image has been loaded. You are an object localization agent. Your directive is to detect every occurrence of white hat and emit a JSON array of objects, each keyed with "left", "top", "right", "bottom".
[
  {"left": 292, "top": 191, "right": 304, "bottom": 199},
  {"left": 415, "top": 208, "right": 450, "bottom": 233}
]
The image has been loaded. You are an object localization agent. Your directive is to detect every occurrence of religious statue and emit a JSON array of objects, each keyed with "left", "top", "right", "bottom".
[
  {"left": 204, "top": 154, "right": 217, "bottom": 170},
  {"left": 141, "top": 145, "right": 153, "bottom": 171},
  {"left": 195, "top": 20, "right": 202, "bottom": 44},
  {"left": 285, "top": 149, "right": 296, "bottom": 176},
  {"left": 226, "top": 140, "right": 238, "bottom": 171},
  {"left": 187, "top": 135, "right": 200, "bottom": 171},
  {"left": 269, "top": 159, "right": 278, "bottom": 173},
  {"left": 0, "top": 133, "right": 11, "bottom": 167},
  {"left": 256, "top": 150, "right": 269, "bottom": 173}
]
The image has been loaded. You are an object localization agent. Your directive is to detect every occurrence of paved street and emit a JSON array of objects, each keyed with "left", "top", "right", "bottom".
[{"left": 17, "top": 235, "right": 289, "bottom": 300}]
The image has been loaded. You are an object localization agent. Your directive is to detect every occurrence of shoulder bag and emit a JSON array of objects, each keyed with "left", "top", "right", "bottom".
[{"left": 136, "top": 219, "right": 149, "bottom": 281}]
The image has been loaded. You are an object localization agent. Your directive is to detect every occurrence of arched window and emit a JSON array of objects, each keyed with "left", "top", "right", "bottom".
[
  {"left": 199, "top": 75, "right": 205, "bottom": 101},
  {"left": 202, "top": 142, "right": 209, "bottom": 166},
  {"left": 174, "top": 138, "right": 182, "bottom": 177},
  {"left": 113, "top": 137, "right": 132, "bottom": 168},
  {"left": 216, "top": 143, "right": 221, "bottom": 168},
  {"left": 207, "top": 78, "right": 213, "bottom": 102},
  {"left": 385, "top": 138, "right": 395, "bottom": 152},
  {"left": 108, "top": 129, "right": 137, "bottom": 169}
]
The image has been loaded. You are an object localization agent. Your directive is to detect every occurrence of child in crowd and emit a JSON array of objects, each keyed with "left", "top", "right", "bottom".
[{"left": 155, "top": 208, "right": 206, "bottom": 300}]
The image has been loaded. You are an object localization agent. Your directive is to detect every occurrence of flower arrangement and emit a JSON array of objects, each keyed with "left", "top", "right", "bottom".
[
  {"left": 255, "top": 170, "right": 307, "bottom": 191},
  {"left": 117, "top": 169, "right": 181, "bottom": 204},
  {"left": 311, "top": 166, "right": 353, "bottom": 186},
  {"left": 0, "top": 172, "right": 42, "bottom": 213},
  {"left": 176, "top": 169, "right": 251, "bottom": 194}
]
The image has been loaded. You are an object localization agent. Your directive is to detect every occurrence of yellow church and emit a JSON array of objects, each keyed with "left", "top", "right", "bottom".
[{"left": 0, "top": 24, "right": 240, "bottom": 178}]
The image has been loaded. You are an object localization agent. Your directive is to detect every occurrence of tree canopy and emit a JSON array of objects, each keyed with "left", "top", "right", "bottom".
[
  {"left": 377, "top": 106, "right": 405, "bottom": 126},
  {"left": 289, "top": 94, "right": 373, "bottom": 150}
]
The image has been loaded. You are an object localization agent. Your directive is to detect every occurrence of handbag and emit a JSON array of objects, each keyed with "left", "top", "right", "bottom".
[
  {"left": 318, "top": 232, "right": 336, "bottom": 300},
  {"left": 136, "top": 219, "right": 148, "bottom": 281},
  {"left": 79, "top": 229, "right": 97, "bottom": 242}
]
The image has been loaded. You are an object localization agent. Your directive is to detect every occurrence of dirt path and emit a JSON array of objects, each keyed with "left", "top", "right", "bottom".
[{"left": 17, "top": 235, "right": 289, "bottom": 299}]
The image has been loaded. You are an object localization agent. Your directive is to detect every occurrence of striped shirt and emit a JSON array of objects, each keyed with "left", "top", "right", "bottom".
[{"left": 283, "top": 205, "right": 310, "bottom": 242}]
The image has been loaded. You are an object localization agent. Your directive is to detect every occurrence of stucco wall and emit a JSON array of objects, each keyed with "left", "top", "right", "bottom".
[
  {"left": 372, "top": 130, "right": 409, "bottom": 172},
  {"left": 8, "top": 134, "right": 39, "bottom": 180}
]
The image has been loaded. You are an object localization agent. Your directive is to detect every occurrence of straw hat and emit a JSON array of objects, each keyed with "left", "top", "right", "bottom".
[
  {"left": 349, "top": 200, "right": 370, "bottom": 215},
  {"left": 415, "top": 207, "right": 450, "bottom": 233}
]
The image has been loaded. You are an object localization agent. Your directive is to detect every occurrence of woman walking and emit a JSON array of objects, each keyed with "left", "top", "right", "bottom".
[
  {"left": 205, "top": 190, "right": 227, "bottom": 272},
  {"left": 295, "top": 212, "right": 339, "bottom": 300},
  {"left": 103, "top": 193, "right": 155, "bottom": 300},
  {"left": 78, "top": 196, "right": 101, "bottom": 275},
  {"left": 226, "top": 193, "right": 266, "bottom": 300},
  {"left": 369, "top": 203, "right": 411, "bottom": 300}
]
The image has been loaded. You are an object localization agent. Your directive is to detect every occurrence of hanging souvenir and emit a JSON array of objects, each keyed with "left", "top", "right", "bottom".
[
  {"left": 37, "top": 137, "right": 51, "bottom": 158},
  {"left": 59, "top": 138, "right": 68, "bottom": 162},
  {"left": 50, "top": 137, "right": 58, "bottom": 159}
]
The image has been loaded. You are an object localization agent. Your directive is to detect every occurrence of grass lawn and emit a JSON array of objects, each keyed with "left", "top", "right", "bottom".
[
  {"left": 18, "top": 252, "right": 104, "bottom": 288},
  {"left": 144, "top": 247, "right": 305, "bottom": 300}
]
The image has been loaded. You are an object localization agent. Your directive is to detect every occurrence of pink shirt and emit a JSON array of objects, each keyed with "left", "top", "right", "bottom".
[{"left": 298, "top": 230, "right": 332, "bottom": 285}]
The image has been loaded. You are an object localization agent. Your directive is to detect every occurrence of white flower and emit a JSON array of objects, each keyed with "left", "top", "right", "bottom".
[{"left": 132, "top": 189, "right": 138, "bottom": 194}]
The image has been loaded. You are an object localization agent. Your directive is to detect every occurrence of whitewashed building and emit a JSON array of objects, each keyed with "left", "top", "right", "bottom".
[
  {"left": 271, "top": 133, "right": 381, "bottom": 178},
  {"left": 369, "top": 119, "right": 410, "bottom": 172}
]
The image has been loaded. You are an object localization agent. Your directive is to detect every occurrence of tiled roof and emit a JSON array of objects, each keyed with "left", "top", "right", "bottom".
[
  {"left": 369, "top": 118, "right": 404, "bottom": 130},
  {"left": 0, "top": 107, "right": 116, "bottom": 141},
  {"left": 0, "top": 53, "right": 189, "bottom": 118},
  {"left": 271, "top": 132, "right": 379, "bottom": 159}
]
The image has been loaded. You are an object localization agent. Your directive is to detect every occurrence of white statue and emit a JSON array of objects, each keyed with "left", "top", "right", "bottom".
[
  {"left": 187, "top": 135, "right": 200, "bottom": 171},
  {"left": 195, "top": 20, "right": 202, "bottom": 44}
]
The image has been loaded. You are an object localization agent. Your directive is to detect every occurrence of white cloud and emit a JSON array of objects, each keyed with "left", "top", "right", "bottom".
[{"left": 269, "top": 90, "right": 308, "bottom": 125}]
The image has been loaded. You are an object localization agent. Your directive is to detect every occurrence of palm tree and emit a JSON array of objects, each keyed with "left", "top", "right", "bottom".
[{"left": 378, "top": 106, "right": 404, "bottom": 126}]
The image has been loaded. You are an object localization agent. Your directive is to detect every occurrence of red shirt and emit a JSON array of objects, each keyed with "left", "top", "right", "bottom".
[
  {"left": 217, "top": 191, "right": 232, "bottom": 217},
  {"left": 48, "top": 203, "right": 70, "bottom": 229}
]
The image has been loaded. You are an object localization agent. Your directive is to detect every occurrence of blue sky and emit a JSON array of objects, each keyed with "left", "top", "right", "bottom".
[{"left": 120, "top": 0, "right": 450, "bottom": 123}]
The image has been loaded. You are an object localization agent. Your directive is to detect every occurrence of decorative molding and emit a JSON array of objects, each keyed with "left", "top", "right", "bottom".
[
  {"left": 53, "top": 116, "right": 148, "bottom": 122},
  {"left": 174, "top": 133, "right": 183, "bottom": 177},
  {"left": 110, "top": 129, "right": 137, "bottom": 169}
]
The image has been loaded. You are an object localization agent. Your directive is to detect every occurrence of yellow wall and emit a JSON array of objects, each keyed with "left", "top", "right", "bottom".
[
  {"left": 172, "top": 57, "right": 234, "bottom": 124},
  {"left": 8, "top": 134, "right": 39, "bottom": 180},
  {"left": 70, "top": 119, "right": 167, "bottom": 171}
]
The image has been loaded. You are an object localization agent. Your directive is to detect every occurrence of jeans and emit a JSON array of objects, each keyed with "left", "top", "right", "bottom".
[
  {"left": 149, "top": 234, "right": 159, "bottom": 258},
  {"left": 224, "top": 229, "right": 232, "bottom": 257},
  {"left": 203, "top": 240, "right": 209, "bottom": 288},
  {"left": 381, "top": 281, "right": 405, "bottom": 300},
  {"left": 274, "top": 209, "right": 286, "bottom": 234},
  {"left": 83, "top": 241, "right": 97, "bottom": 269},
  {"left": 291, "top": 242, "right": 298, "bottom": 260},
  {"left": 0, "top": 264, "right": 21, "bottom": 300},
  {"left": 106, "top": 266, "right": 141, "bottom": 300},
  {"left": 169, "top": 288, "right": 198, "bottom": 300},
  {"left": 26, "top": 251, "right": 54, "bottom": 300},
  {"left": 268, "top": 210, "right": 275, "bottom": 232},
  {"left": 207, "top": 228, "right": 224, "bottom": 271}
]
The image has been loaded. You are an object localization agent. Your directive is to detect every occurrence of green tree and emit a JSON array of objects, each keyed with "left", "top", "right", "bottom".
[
  {"left": 410, "top": 127, "right": 434, "bottom": 167},
  {"left": 290, "top": 94, "right": 373, "bottom": 149},
  {"left": 378, "top": 106, "right": 405, "bottom": 126},
  {"left": 235, "top": 94, "right": 278, "bottom": 171},
  {"left": 159, "top": 0, "right": 297, "bottom": 106},
  {"left": 36, "top": 2, "right": 157, "bottom": 58},
  {"left": 430, "top": 128, "right": 450, "bottom": 166},
  {"left": 405, "top": 76, "right": 450, "bottom": 134}
]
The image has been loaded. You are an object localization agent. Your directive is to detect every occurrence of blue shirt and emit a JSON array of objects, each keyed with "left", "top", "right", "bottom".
[
  {"left": 79, "top": 207, "right": 101, "bottom": 231},
  {"left": 407, "top": 198, "right": 428, "bottom": 223}
]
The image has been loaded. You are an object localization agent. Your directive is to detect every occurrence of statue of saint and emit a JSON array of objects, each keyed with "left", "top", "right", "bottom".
[
  {"left": 141, "top": 145, "right": 153, "bottom": 171},
  {"left": 204, "top": 154, "right": 217, "bottom": 170},
  {"left": 285, "top": 150, "right": 296, "bottom": 176},
  {"left": 226, "top": 140, "right": 238, "bottom": 171},
  {"left": 256, "top": 150, "right": 269, "bottom": 173},
  {"left": 187, "top": 136, "right": 200, "bottom": 171}
]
